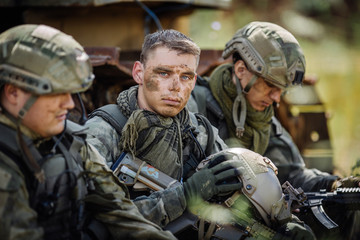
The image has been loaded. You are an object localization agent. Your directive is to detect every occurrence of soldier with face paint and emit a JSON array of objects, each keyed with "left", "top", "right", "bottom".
[
  {"left": 84, "top": 29, "right": 244, "bottom": 228},
  {"left": 84, "top": 29, "right": 316, "bottom": 240}
]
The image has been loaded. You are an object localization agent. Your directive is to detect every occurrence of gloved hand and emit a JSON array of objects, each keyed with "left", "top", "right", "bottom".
[
  {"left": 273, "top": 222, "right": 316, "bottom": 240},
  {"left": 331, "top": 176, "right": 360, "bottom": 190},
  {"left": 183, "top": 157, "right": 243, "bottom": 203}
]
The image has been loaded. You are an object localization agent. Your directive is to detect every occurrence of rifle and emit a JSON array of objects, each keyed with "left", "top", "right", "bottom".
[{"left": 282, "top": 181, "right": 360, "bottom": 229}]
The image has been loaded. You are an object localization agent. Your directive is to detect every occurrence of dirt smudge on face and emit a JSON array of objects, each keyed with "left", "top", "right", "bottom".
[{"left": 145, "top": 73, "right": 159, "bottom": 91}]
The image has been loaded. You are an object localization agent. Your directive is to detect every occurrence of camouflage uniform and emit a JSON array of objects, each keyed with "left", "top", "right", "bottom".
[
  {"left": 85, "top": 85, "right": 227, "bottom": 228},
  {"left": 0, "top": 116, "right": 176, "bottom": 240}
]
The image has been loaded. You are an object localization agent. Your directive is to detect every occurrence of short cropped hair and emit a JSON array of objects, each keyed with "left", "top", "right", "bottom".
[{"left": 140, "top": 29, "right": 200, "bottom": 67}]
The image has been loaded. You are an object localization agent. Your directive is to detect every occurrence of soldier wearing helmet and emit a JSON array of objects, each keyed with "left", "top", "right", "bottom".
[
  {"left": 0, "top": 24, "right": 176, "bottom": 240},
  {"left": 188, "top": 21, "right": 360, "bottom": 239}
]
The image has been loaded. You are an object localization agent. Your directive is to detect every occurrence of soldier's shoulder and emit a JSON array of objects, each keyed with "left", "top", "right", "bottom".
[
  {"left": 84, "top": 115, "right": 119, "bottom": 136},
  {"left": 0, "top": 156, "right": 23, "bottom": 192}
]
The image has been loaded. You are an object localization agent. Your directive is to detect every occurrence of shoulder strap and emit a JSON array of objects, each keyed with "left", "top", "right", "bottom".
[
  {"left": 192, "top": 84, "right": 225, "bottom": 120},
  {"left": 88, "top": 104, "right": 128, "bottom": 135},
  {"left": 191, "top": 85, "right": 209, "bottom": 116},
  {"left": 194, "top": 113, "right": 215, "bottom": 156},
  {"left": 271, "top": 117, "right": 304, "bottom": 165}
]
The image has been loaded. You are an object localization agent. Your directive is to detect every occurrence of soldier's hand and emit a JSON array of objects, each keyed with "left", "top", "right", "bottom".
[
  {"left": 332, "top": 176, "right": 360, "bottom": 190},
  {"left": 183, "top": 157, "right": 243, "bottom": 203},
  {"left": 273, "top": 222, "right": 316, "bottom": 240}
]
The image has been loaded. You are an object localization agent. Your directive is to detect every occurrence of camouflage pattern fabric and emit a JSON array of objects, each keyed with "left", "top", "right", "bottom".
[{"left": 0, "top": 114, "right": 176, "bottom": 240}]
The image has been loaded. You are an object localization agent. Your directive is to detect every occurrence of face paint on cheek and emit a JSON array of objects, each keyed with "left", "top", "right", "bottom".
[{"left": 145, "top": 74, "right": 159, "bottom": 92}]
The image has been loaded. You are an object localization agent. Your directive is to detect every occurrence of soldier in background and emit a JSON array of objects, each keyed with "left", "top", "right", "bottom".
[
  {"left": 187, "top": 21, "right": 360, "bottom": 239},
  {"left": 0, "top": 24, "right": 176, "bottom": 240}
]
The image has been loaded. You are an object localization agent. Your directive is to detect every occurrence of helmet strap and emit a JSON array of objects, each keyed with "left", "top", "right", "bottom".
[
  {"left": 18, "top": 95, "right": 38, "bottom": 120},
  {"left": 243, "top": 75, "right": 258, "bottom": 94},
  {"left": 232, "top": 75, "right": 247, "bottom": 138}
]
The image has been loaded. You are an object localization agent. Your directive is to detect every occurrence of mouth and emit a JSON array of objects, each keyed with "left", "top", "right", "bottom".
[
  {"left": 262, "top": 101, "right": 271, "bottom": 107},
  {"left": 162, "top": 97, "right": 181, "bottom": 106},
  {"left": 56, "top": 112, "right": 68, "bottom": 121}
]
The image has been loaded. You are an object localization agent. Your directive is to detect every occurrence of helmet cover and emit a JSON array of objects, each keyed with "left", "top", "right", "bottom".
[
  {"left": 223, "top": 21, "right": 306, "bottom": 89},
  {"left": 0, "top": 24, "right": 94, "bottom": 94}
]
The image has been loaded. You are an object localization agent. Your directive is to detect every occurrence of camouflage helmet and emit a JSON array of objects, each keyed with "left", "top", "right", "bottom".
[
  {"left": 222, "top": 21, "right": 306, "bottom": 89},
  {"left": 0, "top": 24, "right": 94, "bottom": 94},
  {"left": 204, "top": 148, "right": 292, "bottom": 227}
]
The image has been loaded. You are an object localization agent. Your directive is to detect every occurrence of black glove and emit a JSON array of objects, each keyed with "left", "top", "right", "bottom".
[
  {"left": 183, "top": 158, "right": 243, "bottom": 203},
  {"left": 332, "top": 176, "right": 360, "bottom": 190},
  {"left": 273, "top": 222, "right": 316, "bottom": 240}
]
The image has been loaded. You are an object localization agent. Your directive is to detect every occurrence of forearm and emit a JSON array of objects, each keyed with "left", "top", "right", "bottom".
[
  {"left": 133, "top": 185, "right": 186, "bottom": 228},
  {"left": 278, "top": 166, "right": 338, "bottom": 191}
]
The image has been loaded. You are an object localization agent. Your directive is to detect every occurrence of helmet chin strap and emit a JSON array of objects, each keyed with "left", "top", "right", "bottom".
[
  {"left": 232, "top": 74, "right": 258, "bottom": 138},
  {"left": 17, "top": 95, "right": 37, "bottom": 120}
]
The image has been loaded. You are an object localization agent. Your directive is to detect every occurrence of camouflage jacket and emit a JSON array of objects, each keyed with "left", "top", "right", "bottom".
[
  {"left": 84, "top": 89, "right": 227, "bottom": 228},
  {"left": 0, "top": 115, "right": 175, "bottom": 240}
]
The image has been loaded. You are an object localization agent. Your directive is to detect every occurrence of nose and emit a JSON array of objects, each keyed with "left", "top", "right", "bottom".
[
  {"left": 169, "top": 76, "right": 180, "bottom": 92},
  {"left": 269, "top": 88, "right": 282, "bottom": 103},
  {"left": 62, "top": 93, "right": 75, "bottom": 110}
]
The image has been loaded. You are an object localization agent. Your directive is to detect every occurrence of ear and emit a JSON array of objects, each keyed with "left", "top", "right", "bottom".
[
  {"left": 132, "top": 61, "right": 144, "bottom": 85},
  {"left": 233, "top": 60, "right": 247, "bottom": 80},
  {"left": 3, "top": 84, "right": 20, "bottom": 104}
]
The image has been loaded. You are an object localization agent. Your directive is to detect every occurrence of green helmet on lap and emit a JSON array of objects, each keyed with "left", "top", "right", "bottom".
[
  {"left": 222, "top": 21, "right": 306, "bottom": 89},
  {"left": 0, "top": 24, "right": 94, "bottom": 94}
]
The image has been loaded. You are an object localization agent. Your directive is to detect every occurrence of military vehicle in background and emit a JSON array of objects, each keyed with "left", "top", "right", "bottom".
[{"left": 0, "top": 0, "right": 333, "bottom": 173}]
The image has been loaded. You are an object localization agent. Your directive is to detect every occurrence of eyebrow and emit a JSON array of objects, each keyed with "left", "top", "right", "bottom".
[
  {"left": 153, "top": 66, "right": 172, "bottom": 72},
  {"left": 154, "top": 66, "right": 196, "bottom": 77}
]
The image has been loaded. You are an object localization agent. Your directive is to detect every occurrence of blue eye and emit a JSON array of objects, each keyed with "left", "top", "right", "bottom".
[{"left": 181, "top": 75, "right": 191, "bottom": 81}]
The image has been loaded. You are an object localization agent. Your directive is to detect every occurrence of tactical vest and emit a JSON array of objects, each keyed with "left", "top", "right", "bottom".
[
  {"left": 0, "top": 121, "right": 107, "bottom": 240},
  {"left": 88, "top": 104, "right": 215, "bottom": 180}
]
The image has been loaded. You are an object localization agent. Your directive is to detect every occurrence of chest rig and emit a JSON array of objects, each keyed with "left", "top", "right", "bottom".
[
  {"left": 0, "top": 121, "right": 91, "bottom": 240},
  {"left": 88, "top": 104, "right": 215, "bottom": 182}
]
